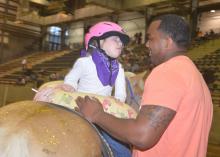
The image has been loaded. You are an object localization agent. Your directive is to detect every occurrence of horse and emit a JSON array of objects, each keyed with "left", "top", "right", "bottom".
[
  {"left": 0, "top": 101, "right": 113, "bottom": 157},
  {"left": 125, "top": 71, "right": 149, "bottom": 111}
]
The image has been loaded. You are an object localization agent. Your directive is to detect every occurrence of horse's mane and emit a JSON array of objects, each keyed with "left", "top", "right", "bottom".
[{"left": 0, "top": 128, "right": 30, "bottom": 157}]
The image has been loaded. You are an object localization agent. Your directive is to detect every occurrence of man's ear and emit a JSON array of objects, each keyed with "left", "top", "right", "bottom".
[{"left": 164, "top": 36, "right": 174, "bottom": 49}]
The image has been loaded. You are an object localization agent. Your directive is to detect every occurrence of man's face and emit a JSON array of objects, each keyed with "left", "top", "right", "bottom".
[{"left": 145, "top": 20, "right": 167, "bottom": 67}]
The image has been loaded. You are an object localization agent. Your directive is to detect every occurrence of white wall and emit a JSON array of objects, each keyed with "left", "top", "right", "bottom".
[
  {"left": 198, "top": 10, "right": 220, "bottom": 34},
  {"left": 67, "top": 21, "right": 84, "bottom": 49},
  {"left": 119, "top": 12, "right": 145, "bottom": 44}
]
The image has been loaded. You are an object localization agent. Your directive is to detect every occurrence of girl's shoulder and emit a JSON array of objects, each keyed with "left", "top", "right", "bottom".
[
  {"left": 118, "top": 62, "right": 124, "bottom": 70},
  {"left": 76, "top": 55, "right": 93, "bottom": 63}
]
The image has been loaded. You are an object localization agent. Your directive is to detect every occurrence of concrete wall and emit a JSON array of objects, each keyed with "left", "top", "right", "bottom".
[
  {"left": 65, "top": 11, "right": 146, "bottom": 49},
  {"left": 67, "top": 21, "right": 85, "bottom": 49},
  {"left": 119, "top": 12, "right": 145, "bottom": 44},
  {"left": 0, "top": 84, "right": 35, "bottom": 106},
  {"left": 66, "top": 16, "right": 114, "bottom": 49},
  {"left": 65, "top": 10, "right": 220, "bottom": 47},
  {"left": 198, "top": 10, "right": 220, "bottom": 34}
]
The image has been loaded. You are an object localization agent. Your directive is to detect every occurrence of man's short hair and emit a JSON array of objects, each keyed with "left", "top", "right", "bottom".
[{"left": 153, "top": 14, "right": 191, "bottom": 49}]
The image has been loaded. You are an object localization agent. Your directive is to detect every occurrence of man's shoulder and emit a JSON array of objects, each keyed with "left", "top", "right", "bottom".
[{"left": 155, "top": 56, "right": 192, "bottom": 72}]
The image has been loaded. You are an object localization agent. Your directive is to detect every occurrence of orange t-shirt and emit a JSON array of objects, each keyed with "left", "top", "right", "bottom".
[{"left": 133, "top": 56, "right": 213, "bottom": 157}]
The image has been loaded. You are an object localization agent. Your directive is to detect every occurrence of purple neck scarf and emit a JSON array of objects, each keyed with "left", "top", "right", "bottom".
[
  {"left": 80, "top": 49, "right": 87, "bottom": 57},
  {"left": 92, "top": 49, "right": 119, "bottom": 86}
]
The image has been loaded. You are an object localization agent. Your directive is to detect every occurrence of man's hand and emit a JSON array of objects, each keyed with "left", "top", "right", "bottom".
[{"left": 75, "top": 96, "right": 104, "bottom": 123}]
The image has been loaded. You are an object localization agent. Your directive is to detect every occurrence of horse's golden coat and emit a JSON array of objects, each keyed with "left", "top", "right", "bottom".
[{"left": 0, "top": 101, "right": 102, "bottom": 157}]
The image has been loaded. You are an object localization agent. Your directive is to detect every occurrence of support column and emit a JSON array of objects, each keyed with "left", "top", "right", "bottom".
[
  {"left": 191, "top": 0, "right": 199, "bottom": 39},
  {"left": 0, "top": 29, "right": 4, "bottom": 64},
  {"left": 61, "top": 24, "right": 68, "bottom": 49},
  {"left": 40, "top": 26, "right": 47, "bottom": 51},
  {"left": 0, "top": 0, "right": 10, "bottom": 63},
  {"left": 144, "top": 7, "right": 154, "bottom": 43},
  {"left": 110, "top": 14, "right": 119, "bottom": 23}
]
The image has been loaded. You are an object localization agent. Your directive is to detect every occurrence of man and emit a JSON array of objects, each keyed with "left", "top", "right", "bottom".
[{"left": 76, "top": 14, "right": 213, "bottom": 157}]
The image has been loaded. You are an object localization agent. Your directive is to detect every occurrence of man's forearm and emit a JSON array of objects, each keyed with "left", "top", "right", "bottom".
[{"left": 94, "top": 112, "right": 143, "bottom": 147}]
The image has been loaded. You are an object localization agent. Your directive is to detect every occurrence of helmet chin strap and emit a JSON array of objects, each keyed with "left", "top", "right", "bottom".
[
  {"left": 89, "top": 42, "right": 116, "bottom": 60},
  {"left": 101, "top": 49, "right": 115, "bottom": 60},
  {"left": 88, "top": 44, "right": 97, "bottom": 49}
]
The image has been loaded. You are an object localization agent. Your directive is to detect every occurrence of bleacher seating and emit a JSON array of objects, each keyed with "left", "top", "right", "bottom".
[
  {"left": 0, "top": 50, "right": 79, "bottom": 85},
  {"left": 194, "top": 48, "right": 220, "bottom": 106}
]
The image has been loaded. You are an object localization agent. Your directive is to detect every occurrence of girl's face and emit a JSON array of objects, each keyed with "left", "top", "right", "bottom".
[{"left": 100, "top": 36, "right": 123, "bottom": 58}]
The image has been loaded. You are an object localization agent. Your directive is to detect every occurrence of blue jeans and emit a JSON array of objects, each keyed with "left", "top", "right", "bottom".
[{"left": 101, "top": 130, "right": 132, "bottom": 157}]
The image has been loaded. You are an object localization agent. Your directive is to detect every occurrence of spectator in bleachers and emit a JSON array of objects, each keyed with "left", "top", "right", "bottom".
[
  {"left": 202, "top": 68, "right": 216, "bottom": 86},
  {"left": 16, "top": 76, "right": 26, "bottom": 85},
  {"left": 137, "top": 32, "right": 142, "bottom": 44},
  {"left": 24, "top": 63, "right": 33, "bottom": 76},
  {"left": 209, "top": 29, "right": 215, "bottom": 37},
  {"left": 23, "top": 63, "right": 38, "bottom": 83},
  {"left": 36, "top": 74, "right": 44, "bottom": 88},
  {"left": 197, "top": 30, "right": 203, "bottom": 38},
  {"left": 55, "top": 72, "right": 63, "bottom": 80},
  {"left": 131, "top": 62, "right": 139, "bottom": 72},
  {"left": 21, "top": 58, "right": 27, "bottom": 70},
  {"left": 204, "top": 31, "right": 209, "bottom": 40},
  {"left": 48, "top": 72, "right": 62, "bottom": 81},
  {"left": 134, "top": 32, "right": 139, "bottom": 44},
  {"left": 119, "top": 44, "right": 150, "bottom": 73},
  {"left": 122, "top": 56, "right": 131, "bottom": 71},
  {"left": 49, "top": 73, "right": 57, "bottom": 81},
  {"left": 39, "top": 68, "right": 49, "bottom": 75}
]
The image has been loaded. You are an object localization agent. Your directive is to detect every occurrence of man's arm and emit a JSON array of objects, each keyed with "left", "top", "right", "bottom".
[
  {"left": 128, "top": 105, "right": 176, "bottom": 150},
  {"left": 76, "top": 96, "right": 176, "bottom": 150}
]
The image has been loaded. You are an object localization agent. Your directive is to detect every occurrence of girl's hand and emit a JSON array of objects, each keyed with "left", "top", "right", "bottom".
[
  {"left": 55, "top": 84, "right": 75, "bottom": 92},
  {"left": 33, "top": 87, "right": 54, "bottom": 102}
]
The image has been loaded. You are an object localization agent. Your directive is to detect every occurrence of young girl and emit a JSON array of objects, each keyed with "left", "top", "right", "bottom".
[
  {"left": 62, "top": 22, "right": 128, "bottom": 102},
  {"left": 35, "top": 21, "right": 131, "bottom": 157},
  {"left": 66, "top": 22, "right": 131, "bottom": 157}
]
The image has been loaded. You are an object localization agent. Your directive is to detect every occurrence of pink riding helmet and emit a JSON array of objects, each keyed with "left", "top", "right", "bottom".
[{"left": 85, "top": 21, "right": 130, "bottom": 50}]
